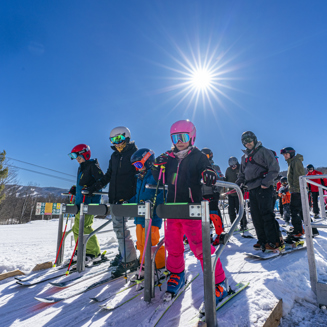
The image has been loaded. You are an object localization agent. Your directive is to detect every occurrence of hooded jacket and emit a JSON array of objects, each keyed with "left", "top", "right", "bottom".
[
  {"left": 236, "top": 142, "right": 280, "bottom": 191},
  {"left": 306, "top": 170, "right": 327, "bottom": 193},
  {"left": 129, "top": 169, "right": 164, "bottom": 228},
  {"left": 75, "top": 159, "right": 103, "bottom": 205},
  {"left": 97, "top": 142, "right": 138, "bottom": 204},
  {"left": 286, "top": 154, "right": 305, "bottom": 193},
  {"left": 152, "top": 147, "right": 212, "bottom": 203}
]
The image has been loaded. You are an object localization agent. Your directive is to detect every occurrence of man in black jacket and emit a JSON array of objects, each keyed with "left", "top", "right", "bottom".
[
  {"left": 87, "top": 126, "right": 138, "bottom": 277},
  {"left": 236, "top": 131, "right": 281, "bottom": 252}
]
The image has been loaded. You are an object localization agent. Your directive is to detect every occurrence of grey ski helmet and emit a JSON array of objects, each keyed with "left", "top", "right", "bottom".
[
  {"left": 109, "top": 126, "right": 131, "bottom": 144},
  {"left": 228, "top": 157, "right": 238, "bottom": 167},
  {"left": 241, "top": 131, "right": 257, "bottom": 147}
]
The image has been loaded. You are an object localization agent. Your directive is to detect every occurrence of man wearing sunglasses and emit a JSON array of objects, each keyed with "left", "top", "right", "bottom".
[
  {"left": 236, "top": 131, "right": 281, "bottom": 252},
  {"left": 84, "top": 126, "right": 139, "bottom": 277}
]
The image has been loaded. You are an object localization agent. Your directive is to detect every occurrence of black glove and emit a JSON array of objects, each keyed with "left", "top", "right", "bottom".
[
  {"left": 202, "top": 168, "right": 217, "bottom": 186},
  {"left": 69, "top": 185, "right": 76, "bottom": 195},
  {"left": 153, "top": 153, "right": 169, "bottom": 167}
]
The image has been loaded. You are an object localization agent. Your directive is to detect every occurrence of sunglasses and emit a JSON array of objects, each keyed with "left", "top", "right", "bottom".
[
  {"left": 171, "top": 133, "right": 190, "bottom": 145},
  {"left": 242, "top": 137, "right": 254, "bottom": 145},
  {"left": 132, "top": 151, "right": 154, "bottom": 170},
  {"left": 110, "top": 134, "right": 126, "bottom": 144}
]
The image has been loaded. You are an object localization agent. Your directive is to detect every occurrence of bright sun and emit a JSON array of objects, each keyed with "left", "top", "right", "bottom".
[{"left": 191, "top": 69, "right": 212, "bottom": 90}]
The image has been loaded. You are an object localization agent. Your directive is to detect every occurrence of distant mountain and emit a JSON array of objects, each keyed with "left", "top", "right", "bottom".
[{"left": 5, "top": 185, "right": 68, "bottom": 198}]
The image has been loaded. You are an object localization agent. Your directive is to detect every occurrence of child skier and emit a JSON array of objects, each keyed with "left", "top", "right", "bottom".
[
  {"left": 278, "top": 177, "right": 291, "bottom": 224},
  {"left": 129, "top": 148, "right": 166, "bottom": 281},
  {"left": 152, "top": 119, "right": 228, "bottom": 304},
  {"left": 68, "top": 144, "right": 103, "bottom": 263}
]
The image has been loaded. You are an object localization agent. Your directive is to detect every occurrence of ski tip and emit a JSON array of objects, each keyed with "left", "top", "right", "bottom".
[{"left": 34, "top": 297, "right": 55, "bottom": 303}]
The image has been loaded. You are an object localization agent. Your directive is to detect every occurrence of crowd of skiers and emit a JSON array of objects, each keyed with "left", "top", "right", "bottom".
[{"left": 67, "top": 119, "right": 326, "bottom": 304}]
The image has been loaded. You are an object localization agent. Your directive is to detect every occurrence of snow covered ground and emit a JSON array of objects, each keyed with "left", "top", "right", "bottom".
[{"left": 1, "top": 211, "right": 327, "bottom": 327}]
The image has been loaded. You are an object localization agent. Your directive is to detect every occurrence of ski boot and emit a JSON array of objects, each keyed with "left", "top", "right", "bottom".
[
  {"left": 215, "top": 279, "right": 228, "bottom": 305},
  {"left": 164, "top": 271, "right": 185, "bottom": 301},
  {"left": 130, "top": 266, "right": 144, "bottom": 282},
  {"left": 111, "top": 259, "right": 139, "bottom": 278},
  {"left": 110, "top": 253, "right": 122, "bottom": 267},
  {"left": 264, "top": 242, "right": 285, "bottom": 253},
  {"left": 72, "top": 250, "right": 78, "bottom": 262}
]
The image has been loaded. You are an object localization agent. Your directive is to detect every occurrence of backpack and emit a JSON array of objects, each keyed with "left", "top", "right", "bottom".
[{"left": 245, "top": 146, "right": 278, "bottom": 171}]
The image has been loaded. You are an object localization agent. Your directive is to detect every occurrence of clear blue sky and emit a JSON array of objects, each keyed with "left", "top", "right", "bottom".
[{"left": 1, "top": 0, "right": 327, "bottom": 189}]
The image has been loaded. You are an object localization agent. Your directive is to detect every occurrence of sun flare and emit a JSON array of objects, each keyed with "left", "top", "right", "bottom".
[{"left": 191, "top": 68, "right": 213, "bottom": 90}]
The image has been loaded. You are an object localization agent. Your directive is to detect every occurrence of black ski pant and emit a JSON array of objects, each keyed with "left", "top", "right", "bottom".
[
  {"left": 312, "top": 192, "right": 319, "bottom": 215},
  {"left": 249, "top": 186, "right": 280, "bottom": 245},
  {"left": 291, "top": 192, "right": 319, "bottom": 235},
  {"left": 228, "top": 195, "right": 247, "bottom": 228}
]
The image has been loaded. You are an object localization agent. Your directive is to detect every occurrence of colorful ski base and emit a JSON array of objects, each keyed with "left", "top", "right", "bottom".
[
  {"left": 244, "top": 241, "right": 306, "bottom": 260},
  {"left": 144, "top": 273, "right": 199, "bottom": 327},
  {"left": 34, "top": 270, "right": 136, "bottom": 303},
  {"left": 49, "top": 263, "right": 113, "bottom": 288}
]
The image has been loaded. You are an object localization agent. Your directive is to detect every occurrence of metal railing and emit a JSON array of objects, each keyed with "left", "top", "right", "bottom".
[
  {"left": 154, "top": 181, "right": 244, "bottom": 327},
  {"left": 299, "top": 174, "right": 327, "bottom": 307}
]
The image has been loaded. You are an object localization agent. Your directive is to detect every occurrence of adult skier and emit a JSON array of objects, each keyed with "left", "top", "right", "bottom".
[
  {"left": 85, "top": 126, "right": 139, "bottom": 277},
  {"left": 201, "top": 148, "right": 224, "bottom": 244},
  {"left": 152, "top": 119, "right": 228, "bottom": 304},
  {"left": 224, "top": 156, "right": 247, "bottom": 230},
  {"left": 236, "top": 131, "right": 281, "bottom": 251},
  {"left": 306, "top": 164, "right": 327, "bottom": 218},
  {"left": 68, "top": 144, "right": 103, "bottom": 263},
  {"left": 280, "top": 148, "right": 319, "bottom": 237}
]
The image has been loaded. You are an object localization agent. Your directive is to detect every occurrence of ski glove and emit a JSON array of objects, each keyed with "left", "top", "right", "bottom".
[
  {"left": 69, "top": 185, "right": 76, "bottom": 195},
  {"left": 153, "top": 153, "right": 169, "bottom": 167},
  {"left": 202, "top": 168, "right": 218, "bottom": 186}
]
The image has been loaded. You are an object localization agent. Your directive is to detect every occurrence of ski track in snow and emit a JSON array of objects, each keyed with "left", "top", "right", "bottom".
[{"left": 0, "top": 214, "right": 327, "bottom": 326}]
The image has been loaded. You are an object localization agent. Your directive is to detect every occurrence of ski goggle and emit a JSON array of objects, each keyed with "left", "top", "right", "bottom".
[
  {"left": 171, "top": 133, "right": 190, "bottom": 145},
  {"left": 110, "top": 134, "right": 126, "bottom": 144},
  {"left": 242, "top": 137, "right": 254, "bottom": 145},
  {"left": 68, "top": 149, "right": 87, "bottom": 160},
  {"left": 132, "top": 151, "right": 154, "bottom": 169}
]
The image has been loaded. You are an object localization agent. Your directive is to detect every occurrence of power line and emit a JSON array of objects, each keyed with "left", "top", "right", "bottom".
[
  {"left": 8, "top": 165, "right": 75, "bottom": 183},
  {"left": 6, "top": 157, "right": 75, "bottom": 178}
]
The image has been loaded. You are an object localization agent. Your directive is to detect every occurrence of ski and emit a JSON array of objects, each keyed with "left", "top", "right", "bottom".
[
  {"left": 143, "top": 273, "right": 199, "bottom": 327},
  {"left": 244, "top": 240, "right": 306, "bottom": 260},
  {"left": 17, "top": 252, "right": 115, "bottom": 286},
  {"left": 188, "top": 282, "right": 249, "bottom": 324},
  {"left": 34, "top": 269, "right": 136, "bottom": 303},
  {"left": 49, "top": 262, "right": 113, "bottom": 288}
]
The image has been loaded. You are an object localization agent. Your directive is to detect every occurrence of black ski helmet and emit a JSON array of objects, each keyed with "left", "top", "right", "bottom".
[
  {"left": 280, "top": 176, "right": 287, "bottom": 184},
  {"left": 228, "top": 156, "right": 238, "bottom": 166},
  {"left": 280, "top": 147, "right": 296, "bottom": 158},
  {"left": 201, "top": 148, "right": 213, "bottom": 159},
  {"left": 130, "top": 148, "right": 155, "bottom": 170},
  {"left": 306, "top": 164, "right": 314, "bottom": 170},
  {"left": 241, "top": 131, "right": 257, "bottom": 147}
]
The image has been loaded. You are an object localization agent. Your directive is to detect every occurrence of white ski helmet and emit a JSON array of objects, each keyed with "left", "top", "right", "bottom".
[{"left": 109, "top": 126, "right": 131, "bottom": 143}]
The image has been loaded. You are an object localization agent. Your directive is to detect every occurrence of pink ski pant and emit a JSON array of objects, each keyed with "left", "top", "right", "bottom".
[{"left": 165, "top": 219, "right": 226, "bottom": 284}]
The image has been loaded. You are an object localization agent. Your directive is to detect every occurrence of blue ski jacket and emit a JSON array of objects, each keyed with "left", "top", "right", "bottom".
[{"left": 129, "top": 170, "right": 164, "bottom": 228}]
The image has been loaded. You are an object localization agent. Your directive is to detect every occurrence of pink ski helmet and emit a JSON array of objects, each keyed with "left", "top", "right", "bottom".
[{"left": 170, "top": 119, "right": 196, "bottom": 145}]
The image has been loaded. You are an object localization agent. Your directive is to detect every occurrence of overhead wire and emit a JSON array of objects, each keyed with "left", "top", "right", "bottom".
[
  {"left": 6, "top": 157, "right": 75, "bottom": 177},
  {"left": 8, "top": 165, "right": 75, "bottom": 183}
]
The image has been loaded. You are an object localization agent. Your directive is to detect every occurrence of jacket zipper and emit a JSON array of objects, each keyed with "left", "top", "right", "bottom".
[{"left": 174, "top": 161, "right": 182, "bottom": 203}]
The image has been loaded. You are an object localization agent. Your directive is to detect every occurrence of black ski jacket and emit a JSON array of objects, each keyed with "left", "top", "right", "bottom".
[
  {"left": 97, "top": 142, "right": 138, "bottom": 204},
  {"left": 152, "top": 147, "right": 212, "bottom": 203}
]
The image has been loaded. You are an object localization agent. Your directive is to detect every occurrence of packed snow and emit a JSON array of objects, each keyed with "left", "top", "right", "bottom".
[{"left": 1, "top": 208, "right": 327, "bottom": 327}]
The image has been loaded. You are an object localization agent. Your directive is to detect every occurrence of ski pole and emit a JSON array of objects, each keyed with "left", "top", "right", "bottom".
[
  {"left": 138, "top": 166, "right": 163, "bottom": 278},
  {"left": 122, "top": 216, "right": 128, "bottom": 282},
  {"left": 53, "top": 213, "right": 70, "bottom": 267},
  {"left": 66, "top": 238, "right": 78, "bottom": 275}
]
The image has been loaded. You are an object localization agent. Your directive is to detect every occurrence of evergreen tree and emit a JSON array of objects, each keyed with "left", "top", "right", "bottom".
[{"left": 0, "top": 150, "right": 9, "bottom": 204}]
